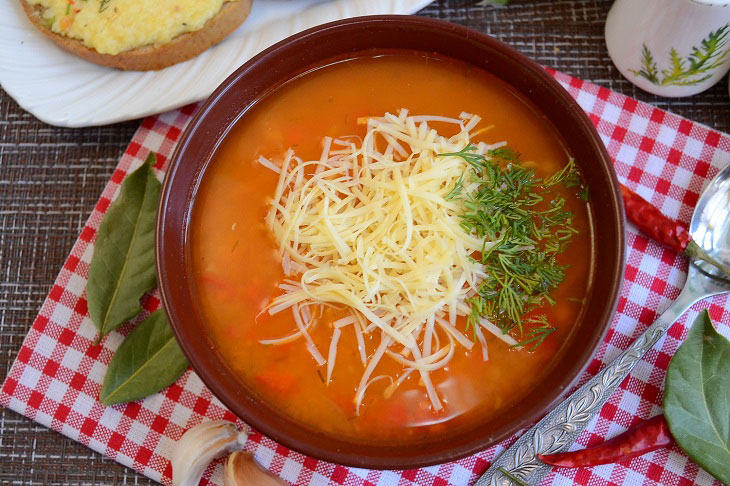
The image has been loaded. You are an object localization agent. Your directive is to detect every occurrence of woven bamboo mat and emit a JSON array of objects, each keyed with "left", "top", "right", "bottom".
[{"left": 1, "top": 0, "right": 729, "bottom": 483}]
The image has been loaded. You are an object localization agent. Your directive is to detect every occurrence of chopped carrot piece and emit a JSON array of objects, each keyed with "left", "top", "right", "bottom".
[{"left": 254, "top": 369, "right": 299, "bottom": 395}]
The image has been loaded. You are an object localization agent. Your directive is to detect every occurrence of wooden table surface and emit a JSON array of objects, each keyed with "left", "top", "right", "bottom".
[{"left": 1, "top": 0, "right": 729, "bottom": 484}]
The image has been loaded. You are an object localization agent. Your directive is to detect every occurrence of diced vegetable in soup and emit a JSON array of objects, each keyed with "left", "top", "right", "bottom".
[{"left": 190, "top": 54, "right": 593, "bottom": 443}]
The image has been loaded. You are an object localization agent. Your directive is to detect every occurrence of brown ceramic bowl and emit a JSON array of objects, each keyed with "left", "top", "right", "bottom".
[{"left": 157, "top": 16, "right": 625, "bottom": 469}]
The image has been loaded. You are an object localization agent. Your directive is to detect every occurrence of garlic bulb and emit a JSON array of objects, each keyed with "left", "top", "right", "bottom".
[
  {"left": 224, "top": 451, "right": 287, "bottom": 486},
  {"left": 171, "top": 421, "right": 248, "bottom": 486}
]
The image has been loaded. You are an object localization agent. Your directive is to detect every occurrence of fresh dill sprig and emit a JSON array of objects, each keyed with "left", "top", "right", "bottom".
[
  {"left": 439, "top": 144, "right": 586, "bottom": 349},
  {"left": 511, "top": 315, "right": 557, "bottom": 351},
  {"left": 438, "top": 143, "right": 486, "bottom": 171},
  {"left": 579, "top": 186, "right": 590, "bottom": 202},
  {"left": 488, "top": 146, "right": 520, "bottom": 161},
  {"left": 445, "top": 174, "right": 464, "bottom": 201},
  {"left": 99, "top": 0, "right": 112, "bottom": 13},
  {"left": 542, "top": 158, "right": 580, "bottom": 188}
]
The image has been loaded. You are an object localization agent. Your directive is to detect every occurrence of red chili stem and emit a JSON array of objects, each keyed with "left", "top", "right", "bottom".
[
  {"left": 620, "top": 185, "right": 730, "bottom": 277},
  {"left": 537, "top": 415, "right": 674, "bottom": 468},
  {"left": 683, "top": 240, "right": 730, "bottom": 277}
]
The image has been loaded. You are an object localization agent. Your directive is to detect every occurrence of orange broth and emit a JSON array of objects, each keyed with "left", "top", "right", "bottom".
[{"left": 190, "top": 54, "right": 593, "bottom": 443}]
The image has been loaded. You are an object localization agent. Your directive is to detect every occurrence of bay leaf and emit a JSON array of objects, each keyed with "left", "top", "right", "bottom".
[
  {"left": 664, "top": 310, "right": 730, "bottom": 484},
  {"left": 87, "top": 152, "right": 160, "bottom": 342},
  {"left": 100, "top": 310, "right": 188, "bottom": 405}
]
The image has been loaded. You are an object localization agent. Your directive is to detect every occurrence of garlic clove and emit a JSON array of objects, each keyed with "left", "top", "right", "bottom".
[
  {"left": 224, "top": 451, "right": 287, "bottom": 486},
  {"left": 172, "top": 420, "right": 248, "bottom": 486}
]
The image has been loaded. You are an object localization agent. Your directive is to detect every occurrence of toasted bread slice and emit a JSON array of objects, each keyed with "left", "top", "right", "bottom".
[{"left": 21, "top": 0, "right": 252, "bottom": 71}]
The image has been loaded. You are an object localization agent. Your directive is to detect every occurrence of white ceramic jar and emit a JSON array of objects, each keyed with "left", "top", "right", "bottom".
[{"left": 606, "top": 0, "right": 730, "bottom": 97}]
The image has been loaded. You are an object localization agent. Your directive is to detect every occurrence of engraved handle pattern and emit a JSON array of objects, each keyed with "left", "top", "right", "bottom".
[{"left": 475, "top": 287, "right": 701, "bottom": 486}]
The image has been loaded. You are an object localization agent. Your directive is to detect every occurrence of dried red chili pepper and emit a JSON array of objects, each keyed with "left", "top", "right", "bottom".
[
  {"left": 620, "top": 185, "right": 730, "bottom": 276},
  {"left": 537, "top": 415, "right": 673, "bottom": 468}
]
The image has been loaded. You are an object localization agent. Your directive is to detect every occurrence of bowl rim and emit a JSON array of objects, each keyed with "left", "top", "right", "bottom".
[{"left": 157, "top": 14, "right": 625, "bottom": 469}]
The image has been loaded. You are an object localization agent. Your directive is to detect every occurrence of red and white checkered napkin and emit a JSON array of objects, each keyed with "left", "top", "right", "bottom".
[{"left": 2, "top": 70, "right": 729, "bottom": 486}]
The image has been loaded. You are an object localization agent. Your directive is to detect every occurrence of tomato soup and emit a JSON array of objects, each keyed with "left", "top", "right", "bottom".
[{"left": 189, "top": 54, "right": 594, "bottom": 443}]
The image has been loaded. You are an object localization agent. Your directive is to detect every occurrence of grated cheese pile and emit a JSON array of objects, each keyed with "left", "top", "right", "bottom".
[{"left": 258, "top": 110, "right": 519, "bottom": 413}]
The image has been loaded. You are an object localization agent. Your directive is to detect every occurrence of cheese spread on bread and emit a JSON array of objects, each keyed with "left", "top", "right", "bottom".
[{"left": 27, "top": 0, "right": 236, "bottom": 55}]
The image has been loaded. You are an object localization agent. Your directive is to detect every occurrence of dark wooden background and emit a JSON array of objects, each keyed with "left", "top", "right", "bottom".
[{"left": 1, "top": 0, "right": 728, "bottom": 483}]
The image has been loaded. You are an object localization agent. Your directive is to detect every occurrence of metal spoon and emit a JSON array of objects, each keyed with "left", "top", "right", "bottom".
[{"left": 477, "top": 164, "right": 730, "bottom": 486}]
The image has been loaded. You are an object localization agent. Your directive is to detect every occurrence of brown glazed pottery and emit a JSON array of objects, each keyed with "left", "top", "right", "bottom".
[{"left": 157, "top": 16, "right": 625, "bottom": 469}]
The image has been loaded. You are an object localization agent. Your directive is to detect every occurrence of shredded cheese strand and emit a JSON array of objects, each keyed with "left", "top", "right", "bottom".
[{"left": 261, "top": 111, "right": 509, "bottom": 413}]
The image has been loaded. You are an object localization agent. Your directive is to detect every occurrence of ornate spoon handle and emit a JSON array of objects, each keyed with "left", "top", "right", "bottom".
[{"left": 475, "top": 286, "right": 701, "bottom": 486}]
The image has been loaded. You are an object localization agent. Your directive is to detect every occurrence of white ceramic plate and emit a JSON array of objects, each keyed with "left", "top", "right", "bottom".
[{"left": 0, "top": 0, "right": 433, "bottom": 127}]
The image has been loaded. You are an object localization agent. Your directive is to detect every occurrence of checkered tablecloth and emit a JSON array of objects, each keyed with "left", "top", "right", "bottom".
[{"left": 2, "top": 69, "right": 728, "bottom": 486}]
